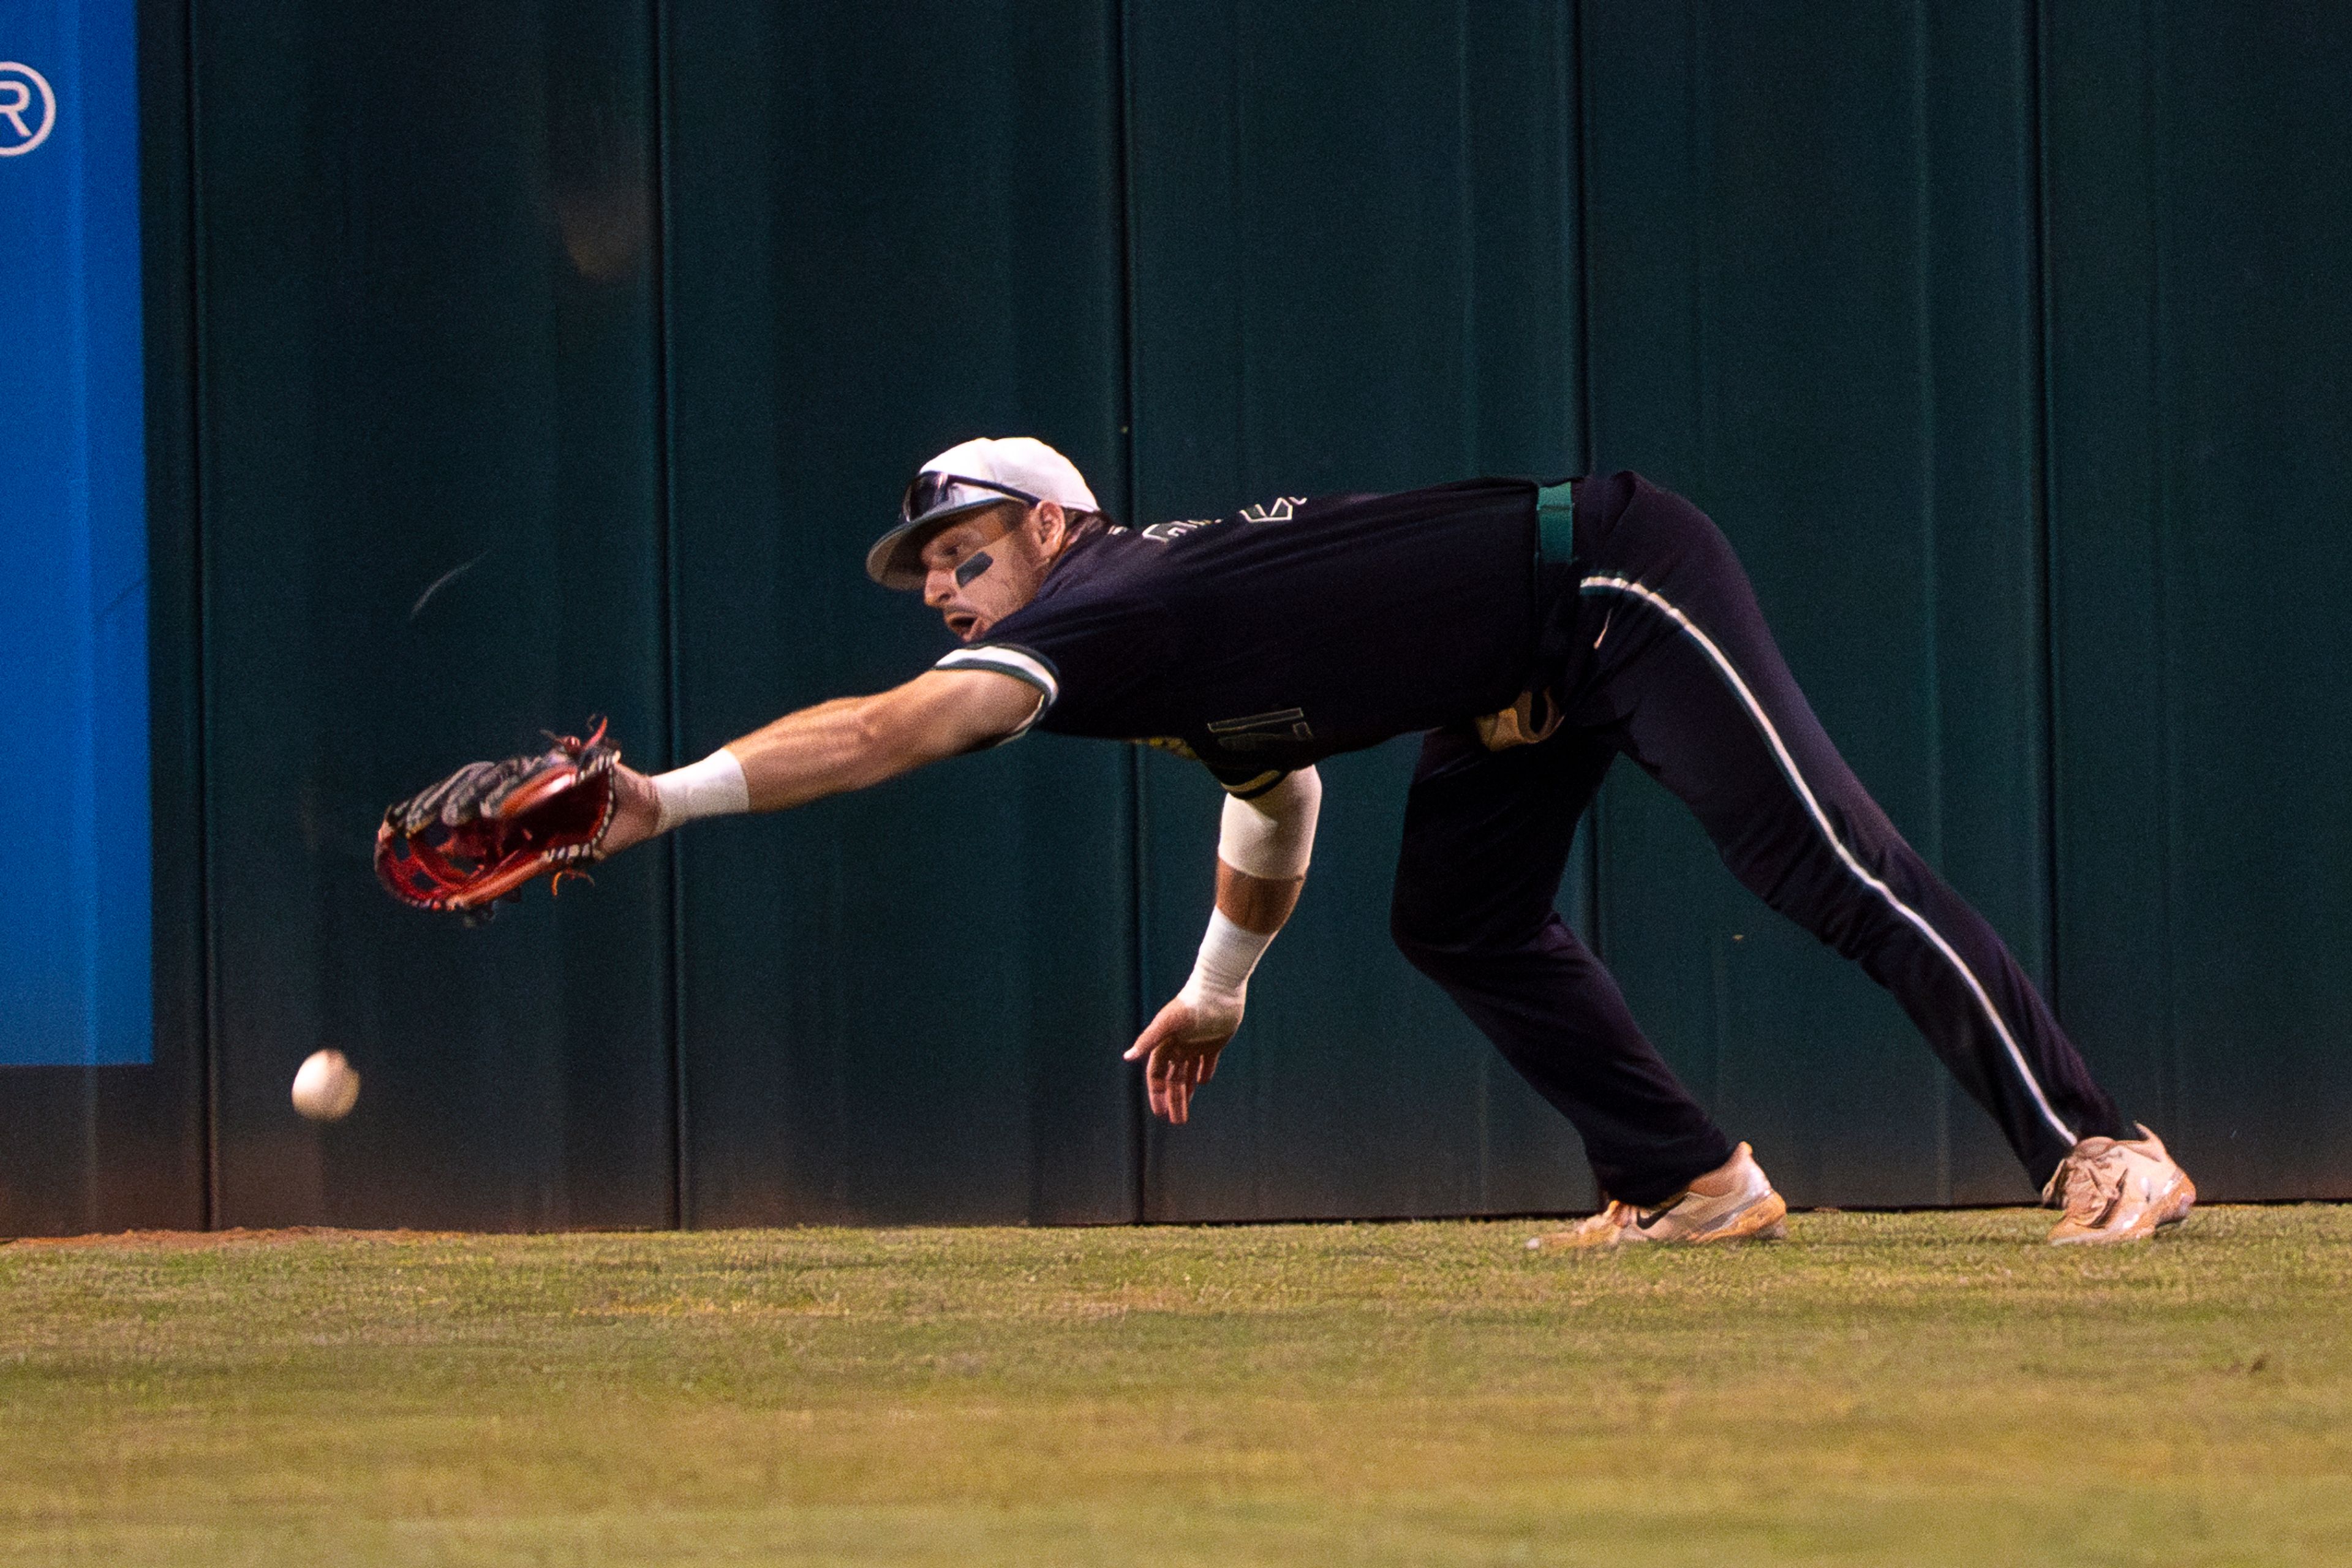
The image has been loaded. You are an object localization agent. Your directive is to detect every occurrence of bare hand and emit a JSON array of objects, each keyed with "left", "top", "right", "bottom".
[
  {"left": 1123, "top": 998, "right": 1235, "bottom": 1125},
  {"left": 597, "top": 764, "right": 663, "bottom": 859}
]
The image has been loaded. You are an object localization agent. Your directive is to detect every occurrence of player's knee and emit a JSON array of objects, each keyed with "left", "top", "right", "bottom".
[
  {"left": 1391, "top": 854, "right": 1566, "bottom": 973},
  {"left": 1389, "top": 888, "right": 1501, "bottom": 978}
]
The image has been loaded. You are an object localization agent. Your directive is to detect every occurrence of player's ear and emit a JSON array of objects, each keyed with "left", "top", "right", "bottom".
[{"left": 1030, "top": 499, "right": 1068, "bottom": 555}]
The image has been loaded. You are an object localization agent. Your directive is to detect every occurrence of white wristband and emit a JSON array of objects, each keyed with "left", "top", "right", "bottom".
[
  {"left": 652, "top": 748, "right": 749, "bottom": 835},
  {"left": 1175, "top": 908, "right": 1275, "bottom": 1029},
  {"left": 1218, "top": 767, "right": 1321, "bottom": 880}
]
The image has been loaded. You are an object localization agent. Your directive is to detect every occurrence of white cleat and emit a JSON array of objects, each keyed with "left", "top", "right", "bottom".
[
  {"left": 1527, "top": 1142, "right": 1789, "bottom": 1252},
  {"left": 2043, "top": 1123, "right": 2196, "bottom": 1245}
]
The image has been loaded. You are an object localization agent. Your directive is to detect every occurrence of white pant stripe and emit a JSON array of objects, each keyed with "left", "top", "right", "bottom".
[{"left": 1581, "top": 575, "right": 2079, "bottom": 1148}]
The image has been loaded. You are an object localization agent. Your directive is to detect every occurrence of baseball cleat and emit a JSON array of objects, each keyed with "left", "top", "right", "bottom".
[
  {"left": 1527, "top": 1142, "right": 1788, "bottom": 1251},
  {"left": 2042, "top": 1123, "right": 2195, "bottom": 1245}
]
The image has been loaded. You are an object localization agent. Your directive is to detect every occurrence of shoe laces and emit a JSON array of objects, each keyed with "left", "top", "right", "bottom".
[{"left": 2051, "top": 1139, "right": 2128, "bottom": 1220}]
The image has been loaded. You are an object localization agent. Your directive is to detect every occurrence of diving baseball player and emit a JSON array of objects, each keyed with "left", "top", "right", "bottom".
[{"left": 591, "top": 436, "right": 2195, "bottom": 1246}]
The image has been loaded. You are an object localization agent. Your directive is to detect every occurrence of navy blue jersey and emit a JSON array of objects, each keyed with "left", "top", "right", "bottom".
[{"left": 935, "top": 477, "right": 1550, "bottom": 794}]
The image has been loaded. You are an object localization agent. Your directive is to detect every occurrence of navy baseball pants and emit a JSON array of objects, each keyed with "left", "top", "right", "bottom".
[{"left": 1389, "top": 471, "right": 2132, "bottom": 1205}]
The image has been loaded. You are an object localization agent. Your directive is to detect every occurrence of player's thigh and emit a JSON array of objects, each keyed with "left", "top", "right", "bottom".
[
  {"left": 1391, "top": 723, "right": 1611, "bottom": 951},
  {"left": 1604, "top": 590, "right": 1908, "bottom": 927}
]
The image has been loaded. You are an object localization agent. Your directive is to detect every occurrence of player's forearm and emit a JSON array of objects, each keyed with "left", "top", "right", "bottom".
[
  {"left": 1214, "top": 860, "right": 1303, "bottom": 935},
  {"left": 633, "top": 696, "right": 898, "bottom": 835},
  {"left": 726, "top": 694, "right": 930, "bottom": 812},
  {"left": 1176, "top": 768, "right": 1321, "bottom": 1023},
  {"left": 1178, "top": 865, "right": 1304, "bottom": 1028},
  {"left": 627, "top": 670, "right": 1036, "bottom": 848},
  {"left": 720, "top": 676, "right": 1018, "bottom": 812},
  {"left": 1214, "top": 767, "right": 1320, "bottom": 930},
  {"left": 1213, "top": 771, "right": 1326, "bottom": 940}
]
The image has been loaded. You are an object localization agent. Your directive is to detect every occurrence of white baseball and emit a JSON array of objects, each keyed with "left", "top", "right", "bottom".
[{"left": 291, "top": 1049, "right": 361, "bottom": 1121}]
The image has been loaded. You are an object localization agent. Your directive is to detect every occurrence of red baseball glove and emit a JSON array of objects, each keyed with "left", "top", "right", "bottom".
[{"left": 375, "top": 720, "right": 620, "bottom": 920}]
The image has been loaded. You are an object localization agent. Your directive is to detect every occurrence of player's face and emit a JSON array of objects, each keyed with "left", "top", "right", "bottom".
[{"left": 918, "top": 502, "right": 1064, "bottom": 641}]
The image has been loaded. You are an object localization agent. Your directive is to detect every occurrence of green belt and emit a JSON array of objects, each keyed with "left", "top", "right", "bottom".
[{"left": 1536, "top": 480, "right": 1577, "bottom": 567}]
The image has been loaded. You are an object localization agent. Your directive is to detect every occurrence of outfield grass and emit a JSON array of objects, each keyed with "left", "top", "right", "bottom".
[{"left": 2, "top": 1207, "right": 2348, "bottom": 1566}]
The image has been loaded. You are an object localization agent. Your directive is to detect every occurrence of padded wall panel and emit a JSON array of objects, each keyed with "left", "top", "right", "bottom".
[
  {"left": 2043, "top": 2, "right": 2352, "bottom": 1197},
  {"left": 1581, "top": 1, "right": 2050, "bottom": 1204},
  {"left": 0, "top": 0, "right": 209, "bottom": 1238},
  {"left": 663, "top": 1, "right": 1139, "bottom": 1224},
  {"left": 21, "top": 0, "right": 2352, "bottom": 1238},
  {"left": 193, "top": 0, "right": 675, "bottom": 1228},
  {"left": 1126, "top": 0, "right": 1591, "bottom": 1220}
]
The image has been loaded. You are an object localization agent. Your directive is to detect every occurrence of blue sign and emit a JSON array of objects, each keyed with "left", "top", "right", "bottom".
[{"left": 0, "top": 1, "right": 151, "bottom": 1065}]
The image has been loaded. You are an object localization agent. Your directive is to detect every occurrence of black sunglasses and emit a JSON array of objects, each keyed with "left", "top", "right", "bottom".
[{"left": 900, "top": 472, "right": 1043, "bottom": 527}]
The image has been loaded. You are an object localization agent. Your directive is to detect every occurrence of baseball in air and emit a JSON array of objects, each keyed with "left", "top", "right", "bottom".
[{"left": 291, "top": 1050, "right": 361, "bottom": 1121}]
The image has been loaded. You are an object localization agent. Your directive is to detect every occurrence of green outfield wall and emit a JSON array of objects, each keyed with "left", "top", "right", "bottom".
[{"left": 6, "top": 0, "right": 2348, "bottom": 1235}]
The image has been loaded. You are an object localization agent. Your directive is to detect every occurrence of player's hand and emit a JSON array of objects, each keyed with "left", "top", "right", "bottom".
[
  {"left": 1123, "top": 997, "right": 1235, "bottom": 1125},
  {"left": 596, "top": 764, "right": 664, "bottom": 859}
]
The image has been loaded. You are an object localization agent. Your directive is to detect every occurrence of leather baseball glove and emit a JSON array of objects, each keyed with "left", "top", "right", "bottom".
[{"left": 374, "top": 720, "right": 620, "bottom": 921}]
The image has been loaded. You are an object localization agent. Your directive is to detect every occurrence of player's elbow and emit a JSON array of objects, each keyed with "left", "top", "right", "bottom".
[{"left": 1265, "top": 765, "right": 1322, "bottom": 823}]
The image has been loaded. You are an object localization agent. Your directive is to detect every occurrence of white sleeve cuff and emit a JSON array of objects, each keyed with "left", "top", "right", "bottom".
[{"left": 652, "top": 747, "right": 749, "bottom": 835}]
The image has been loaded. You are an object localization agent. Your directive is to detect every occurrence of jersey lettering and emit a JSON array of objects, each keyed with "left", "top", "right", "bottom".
[
  {"left": 935, "top": 477, "right": 1548, "bottom": 780},
  {"left": 1140, "top": 497, "right": 1306, "bottom": 543}
]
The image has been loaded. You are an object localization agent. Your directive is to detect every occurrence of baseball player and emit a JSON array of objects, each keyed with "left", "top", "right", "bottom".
[{"left": 582, "top": 436, "right": 2193, "bottom": 1246}]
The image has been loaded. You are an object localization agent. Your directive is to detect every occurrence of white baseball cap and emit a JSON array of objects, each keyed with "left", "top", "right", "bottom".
[{"left": 867, "top": 435, "right": 1102, "bottom": 590}]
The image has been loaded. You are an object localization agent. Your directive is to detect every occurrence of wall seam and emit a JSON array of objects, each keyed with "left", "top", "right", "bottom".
[
  {"left": 1688, "top": 1, "right": 1710, "bottom": 497},
  {"left": 1568, "top": 0, "right": 1602, "bottom": 959},
  {"left": 2027, "top": 0, "right": 2064, "bottom": 1023},
  {"left": 2146, "top": 0, "right": 2178, "bottom": 1136},
  {"left": 647, "top": 0, "right": 687, "bottom": 1229},
  {"left": 1913, "top": 7, "right": 1942, "bottom": 880},
  {"left": 1569, "top": 0, "right": 1592, "bottom": 477},
  {"left": 1109, "top": 0, "right": 1148, "bottom": 1224},
  {"left": 183, "top": 0, "right": 219, "bottom": 1232},
  {"left": 1912, "top": 0, "right": 1950, "bottom": 1205},
  {"left": 1227, "top": 0, "right": 1248, "bottom": 485},
  {"left": 1456, "top": 7, "right": 1476, "bottom": 473}
]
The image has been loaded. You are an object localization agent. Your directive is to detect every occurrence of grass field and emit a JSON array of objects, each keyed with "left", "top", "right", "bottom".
[{"left": 3, "top": 1207, "right": 2348, "bottom": 1567}]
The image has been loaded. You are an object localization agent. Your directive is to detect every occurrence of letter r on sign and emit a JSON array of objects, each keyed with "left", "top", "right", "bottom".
[{"left": 0, "top": 63, "right": 58, "bottom": 156}]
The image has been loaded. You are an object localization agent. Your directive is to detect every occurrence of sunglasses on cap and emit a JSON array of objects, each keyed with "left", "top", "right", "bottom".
[{"left": 899, "top": 472, "right": 1044, "bottom": 527}]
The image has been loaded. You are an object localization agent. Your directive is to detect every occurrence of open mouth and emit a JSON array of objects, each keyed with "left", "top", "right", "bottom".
[{"left": 946, "top": 611, "right": 981, "bottom": 640}]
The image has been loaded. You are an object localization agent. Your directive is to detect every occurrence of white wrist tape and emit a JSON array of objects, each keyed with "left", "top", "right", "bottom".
[
  {"left": 1218, "top": 766, "right": 1321, "bottom": 880},
  {"left": 1175, "top": 909, "right": 1274, "bottom": 1027},
  {"left": 652, "top": 748, "right": 749, "bottom": 835}
]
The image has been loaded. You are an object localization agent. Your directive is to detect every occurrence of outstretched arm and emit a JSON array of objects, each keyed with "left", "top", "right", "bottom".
[
  {"left": 1125, "top": 766, "right": 1324, "bottom": 1124},
  {"left": 598, "top": 668, "right": 1046, "bottom": 857}
]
